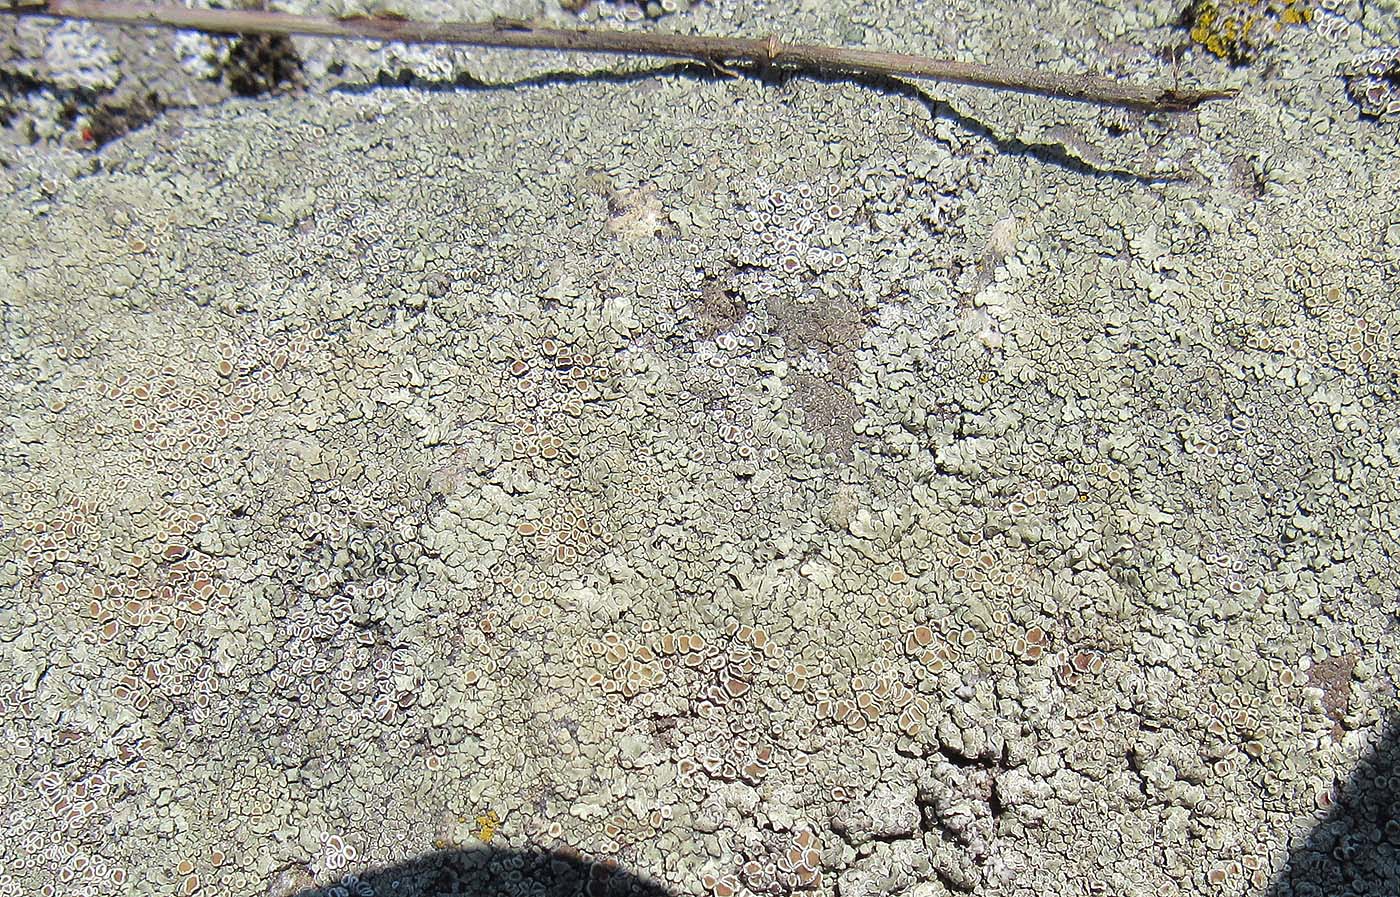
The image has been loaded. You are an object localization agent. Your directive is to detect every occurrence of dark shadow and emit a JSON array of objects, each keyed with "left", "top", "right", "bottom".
[
  {"left": 796, "top": 66, "right": 1184, "bottom": 185},
  {"left": 1269, "top": 714, "right": 1400, "bottom": 897},
  {"left": 281, "top": 717, "right": 1397, "bottom": 897},
  {"left": 328, "top": 60, "right": 1183, "bottom": 185},
  {"left": 290, "top": 846, "right": 674, "bottom": 897},
  {"left": 327, "top": 59, "right": 711, "bottom": 96}
]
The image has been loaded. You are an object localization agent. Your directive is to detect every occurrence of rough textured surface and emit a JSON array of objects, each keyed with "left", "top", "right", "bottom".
[
  {"left": 1, "top": 0, "right": 1399, "bottom": 896},
  {"left": 1339, "top": 45, "right": 1400, "bottom": 118},
  {"left": 1182, "top": 0, "right": 1317, "bottom": 63}
]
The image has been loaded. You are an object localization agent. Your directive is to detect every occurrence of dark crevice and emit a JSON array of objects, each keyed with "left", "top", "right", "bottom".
[
  {"left": 936, "top": 742, "right": 995, "bottom": 769},
  {"left": 936, "top": 744, "right": 978, "bottom": 768},
  {"left": 1126, "top": 748, "right": 1153, "bottom": 802},
  {"left": 827, "top": 820, "right": 857, "bottom": 849},
  {"left": 986, "top": 744, "right": 1011, "bottom": 820},
  {"left": 986, "top": 784, "right": 1004, "bottom": 820},
  {"left": 916, "top": 809, "right": 935, "bottom": 838},
  {"left": 864, "top": 830, "right": 921, "bottom": 845}
]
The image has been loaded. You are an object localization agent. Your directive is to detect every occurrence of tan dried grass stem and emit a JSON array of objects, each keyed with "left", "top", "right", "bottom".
[{"left": 3, "top": 0, "right": 1237, "bottom": 110}]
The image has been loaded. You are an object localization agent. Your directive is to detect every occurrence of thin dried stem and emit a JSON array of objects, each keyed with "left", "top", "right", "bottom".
[{"left": 3, "top": 0, "right": 1236, "bottom": 110}]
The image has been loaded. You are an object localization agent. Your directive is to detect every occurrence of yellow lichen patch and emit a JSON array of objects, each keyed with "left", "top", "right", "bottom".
[
  {"left": 1184, "top": 0, "right": 1315, "bottom": 64},
  {"left": 474, "top": 810, "right": 500, "bottom": 844}
]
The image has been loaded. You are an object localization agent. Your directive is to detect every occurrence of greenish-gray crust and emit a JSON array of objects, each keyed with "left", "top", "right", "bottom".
[{"left": 0, "top": 0, "right": 1398, "bottom": 895}]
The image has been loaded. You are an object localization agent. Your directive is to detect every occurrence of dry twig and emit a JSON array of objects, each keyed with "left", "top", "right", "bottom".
[{"left": 3, "top": 0, "right": 1237, "bottom": 110}]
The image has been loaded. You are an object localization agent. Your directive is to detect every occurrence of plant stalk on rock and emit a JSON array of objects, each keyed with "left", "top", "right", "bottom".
[{"left": 3, "top": 0, "right": 1237, "bottom": 110}]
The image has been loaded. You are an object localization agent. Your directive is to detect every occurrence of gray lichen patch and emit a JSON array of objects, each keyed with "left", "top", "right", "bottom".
[{"left": 2, "top": 2, "right": 1400, "bottom": 896}]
